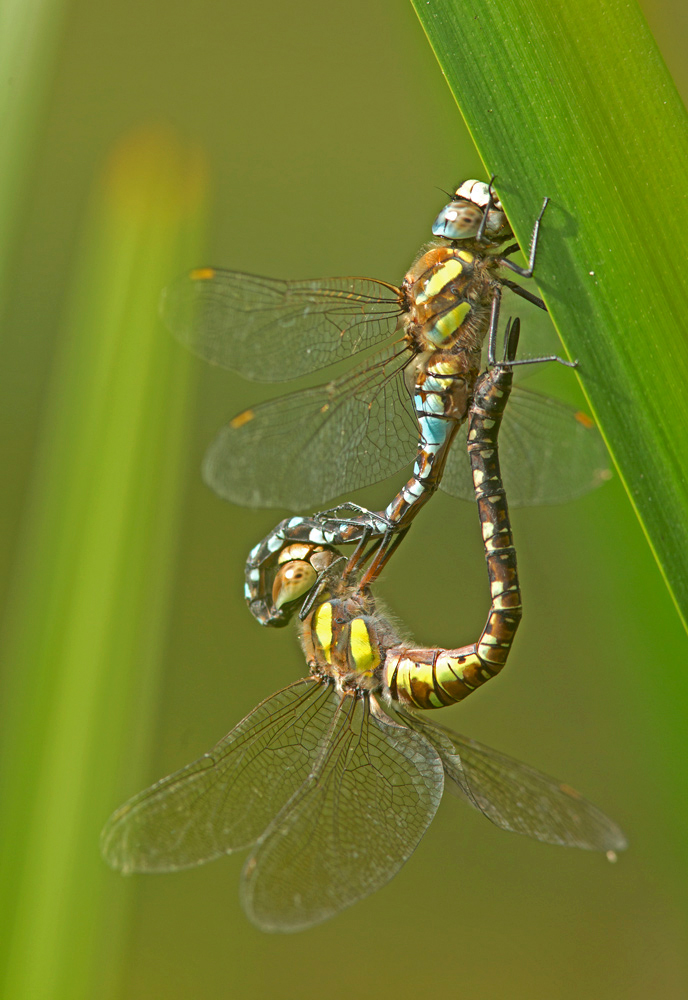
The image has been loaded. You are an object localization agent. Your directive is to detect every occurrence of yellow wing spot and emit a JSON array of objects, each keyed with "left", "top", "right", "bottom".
[
  {"left": 190, "top": 267, "right": 216, "bottom": 281},
  {"left": 574, "top": 411, "right": 595, "bottom": 429},
  {"left": 230, "top": 409, "right": 255, "bottom": 429},
  {"left": 189, "top": 267, "right": 217, "bottom": 281}
]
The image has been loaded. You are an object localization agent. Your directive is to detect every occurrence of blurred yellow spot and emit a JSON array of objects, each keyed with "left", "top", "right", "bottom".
[
  {"left": 230, "top": 409, "right": 254, "bottom": 429},
  {"left": 574, "top": 411, "right": 595, "bottom": 429},
  {"left": 190, "top": 267, "right": 216, "bottom": 281},
  {"left": 104, "top": 124, "right": 208, "bottom": 221}
]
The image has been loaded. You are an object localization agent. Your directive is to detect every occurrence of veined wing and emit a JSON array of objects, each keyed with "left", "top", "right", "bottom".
[
  {"left": 441, "top": 385, "right": 611, "bottom": 506},
  {"left": 241, "top": 696, "right": 444, "bottom": 933},
  {"left": 100, "top": 679, "right": 335, "bottom": 873},
  {"left": 203, "top": 345, "right": 418, "bottom": 510},
  {"left": 404, "top": 713, "right": 627, "bottom": 853},
  {"left": 160, "top": 269, "right": 404, "bottom": 382}
]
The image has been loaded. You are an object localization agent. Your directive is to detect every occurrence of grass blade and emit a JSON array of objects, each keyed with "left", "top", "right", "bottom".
[
  {"left": 0, "top": 126, "right": 206, "bottom": 1000},
  {"left": 0, "top": 0, "right": 68, "bottom": 319},
  {"left": 411, "top": 0, "right": 688, "bottom": 630}
]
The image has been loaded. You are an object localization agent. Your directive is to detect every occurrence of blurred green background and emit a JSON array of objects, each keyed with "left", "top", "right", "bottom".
[{"left": 1, "top": 0, "right": 687, "bottom": 998}]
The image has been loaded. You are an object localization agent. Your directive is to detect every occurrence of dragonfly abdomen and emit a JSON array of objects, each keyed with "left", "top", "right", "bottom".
[
  {"left": 383, "top": 346, "right": 522, "bottom": 711},
  {"left": 382, "top": 358, "right": 471, "bottom": 525}
]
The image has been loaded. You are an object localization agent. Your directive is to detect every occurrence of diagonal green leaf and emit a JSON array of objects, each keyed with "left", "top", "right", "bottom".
[{"left": 411, "top": 0, "right": 688, "bottom": 631}]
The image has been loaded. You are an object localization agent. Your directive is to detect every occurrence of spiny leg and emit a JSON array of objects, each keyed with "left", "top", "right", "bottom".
[{"left": 499, "top": 195, "right": 549, "bottom": 279}]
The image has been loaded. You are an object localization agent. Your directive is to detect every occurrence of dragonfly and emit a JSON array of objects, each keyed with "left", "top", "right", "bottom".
[
  {"left": 101, "top": 333, "right": 626, "bottom": 931},
  {"left": 161, "top": 179, "right": 609, "bottom": 536},
  {"left": 101, "top": 531, "right": 626, "bottom": 933}
]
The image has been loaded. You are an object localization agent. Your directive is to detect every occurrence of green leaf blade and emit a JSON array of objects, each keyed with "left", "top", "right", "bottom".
[{"left": 412, "top": 0, "right": 688, "bottom": 629}]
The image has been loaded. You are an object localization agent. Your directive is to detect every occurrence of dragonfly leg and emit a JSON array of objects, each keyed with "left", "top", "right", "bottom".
[
  {"left": 311, "top": 501, "right": 390, "bottom": 522},
  {"left": 486, "top": 286, "right": 503, "bottom": 366},
  {"left": 476, "top": 174, "right": 498, "bottom": 244},
  {"left": 498, "top": 277, "right": 547, "bottom": 312},
  {"left": 495, "top": 312, "right": 577, "bottom": 370},
  {"left": 313, "top": 506, "right": 393, "bottom": 533},
  {"left": 499, "top": 195, "right": 549, "bottom": 279},
  {"left": 356, "top": 527, "right": 410, "bottom": 591}
]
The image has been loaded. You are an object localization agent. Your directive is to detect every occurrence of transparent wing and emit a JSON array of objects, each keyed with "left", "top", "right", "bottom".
[
  {"left": 441, "top": 385, "right": 611, "bottom": 506},
  {"left": 241, "top": 697, "right": 444, "bottom": 933},
  {"left": 160, "top": 269, "right": 404, "bottom": 382},
  {"left": 203, "top": 346, "right": 418, "bottom": 510},
  {"left": 100, "top": 680, "right": 336, "bottom": 873},
  {"left": 404, "top": 713, "right": 627, "bottom": 853}
]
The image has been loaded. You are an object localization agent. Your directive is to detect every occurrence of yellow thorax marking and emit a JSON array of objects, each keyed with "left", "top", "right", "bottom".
[
  {"left": 434, "top": 301, "right": 471, "bottom": 341},
  {"left": 428, "top": 359, "right": 460, "bottom": 377},
  {"left": 416, "top": 258, "right": 464, "bottom": 304},
  {"left": 313, "top": 602, "right": 333, "bottom": 663},
  {"left": 349, "top": 618, "right": 379, "bottom": 676}
]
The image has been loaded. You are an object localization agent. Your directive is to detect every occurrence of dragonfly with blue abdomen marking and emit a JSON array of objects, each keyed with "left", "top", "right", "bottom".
[
  {"left": 101, "top": 329, "right": 625, "bottom": 931},
  {"left": 161, "top": 180, "right": 609, "bottom": 540}
]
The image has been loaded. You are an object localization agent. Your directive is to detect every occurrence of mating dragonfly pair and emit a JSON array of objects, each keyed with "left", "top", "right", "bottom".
[{"left": 102, "top": 180, "right": 626, "bottom": 932}]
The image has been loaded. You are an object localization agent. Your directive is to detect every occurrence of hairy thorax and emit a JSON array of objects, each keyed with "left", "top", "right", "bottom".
[{"left": 401, "top": 245, "right": 501, "bottom": 361}]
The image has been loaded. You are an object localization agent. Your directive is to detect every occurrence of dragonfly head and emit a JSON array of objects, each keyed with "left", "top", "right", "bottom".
[{"left": 432, "top": 179, "right": 512, "bottom": 245}]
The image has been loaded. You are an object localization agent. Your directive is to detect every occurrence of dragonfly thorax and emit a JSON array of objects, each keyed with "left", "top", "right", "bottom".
[
  {"left": 300, "top": 586, "right": 402, "bottom": 695},
  {"left": 402, "top": 246, "right": 497, "bottom": 355}
]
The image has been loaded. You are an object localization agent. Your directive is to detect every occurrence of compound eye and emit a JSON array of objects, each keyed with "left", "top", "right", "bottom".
[
  {"left": 272, "top": 560, "right": 317, "bottom": 609},
  {"left": 432, "top": 201, "right": 483, "bottom": 239}
]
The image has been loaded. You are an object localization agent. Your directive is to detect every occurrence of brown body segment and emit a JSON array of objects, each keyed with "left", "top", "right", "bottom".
[{"left": 384, "top": 353, "right": 521, "bottom": 709}]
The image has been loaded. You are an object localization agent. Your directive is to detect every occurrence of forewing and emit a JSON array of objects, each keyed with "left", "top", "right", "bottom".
[
  {"left": 241, "top": 697, "right": 444, "bottom": 933},
  {"left": 160, "top": 269, "right": 404, "bottom": 382},
  {"left": 100, "top": 680, "right": 336, "bottom": 873},
  {"left": 441, "top": 385, "right": 610, "bottom": 506},
  {"left": 404, "top": 713, "right": 627, "bottom": 853},
  {"left": 203, "top": 346, "right": 418, "bottom": 510}
]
